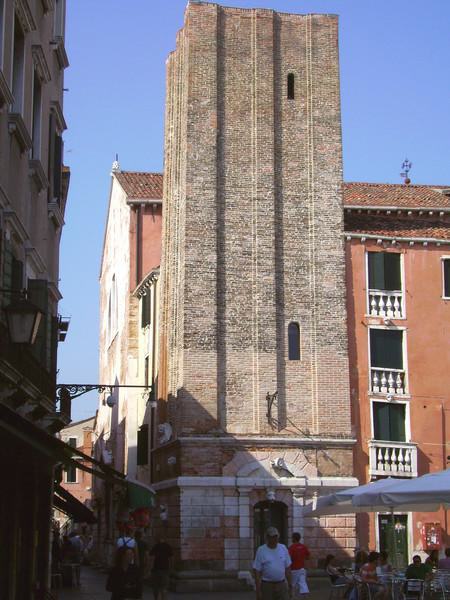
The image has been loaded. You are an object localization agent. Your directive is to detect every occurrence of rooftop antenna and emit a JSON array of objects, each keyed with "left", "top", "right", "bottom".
[
  {"left": 111, "top": 153, "right": 120, "bottom": 173},
  {"left": 400, "top": 158, "right": 412, "bottom": 185}
]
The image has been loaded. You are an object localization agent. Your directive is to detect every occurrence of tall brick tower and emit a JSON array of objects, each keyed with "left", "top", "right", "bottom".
[{"left": 156, "top": 1, "right": 356, "bottom": 587}]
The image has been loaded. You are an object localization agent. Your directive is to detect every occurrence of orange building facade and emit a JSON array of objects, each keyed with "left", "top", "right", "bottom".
[{"left": 344, "top": 182, "right": 450, "bottom": 563}]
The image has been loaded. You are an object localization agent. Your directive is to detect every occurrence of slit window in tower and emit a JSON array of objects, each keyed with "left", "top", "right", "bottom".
[
  {"left": 288, "top": 322, "right": 300, "bottom": 360},
  {"left": 287, "top": 73, "right": 295, "bottom": 100}
]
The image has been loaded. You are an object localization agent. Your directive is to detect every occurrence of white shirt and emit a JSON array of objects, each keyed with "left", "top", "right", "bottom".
[
  {"left": 253, "top": 543, "right": 291, "bottom": 582},
  {"left": 117, "top": 536, "right": 136, "bottom": 549}
]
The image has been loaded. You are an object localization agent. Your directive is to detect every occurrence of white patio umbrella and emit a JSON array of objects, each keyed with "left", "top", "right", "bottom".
[
  {"left": 352, "top": 468, "right": 450, "bottom": 512},
  {"left": 303, "top": 477, "right": 402, "bottom": 516}
]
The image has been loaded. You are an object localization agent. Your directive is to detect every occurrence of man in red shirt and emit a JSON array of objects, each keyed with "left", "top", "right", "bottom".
[{"left": 288, "top": 532, "right": 310, "bottom": 597}]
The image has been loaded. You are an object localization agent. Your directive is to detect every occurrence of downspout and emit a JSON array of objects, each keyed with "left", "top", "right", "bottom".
[
  {"left": 150, "top": 279, "right": 158, "bottom": 483},
  {"left": 135, "top": 205, "right": 142, "bottom": 287}
]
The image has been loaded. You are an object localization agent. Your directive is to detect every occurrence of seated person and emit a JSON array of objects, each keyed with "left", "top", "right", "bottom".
[
  {"left": 325, "top": 554, "right": 352, "bottom": 585},
  {"left": 354, "top": 550, "right": 369, "bottom": 574},
  {"left": 405, "top": 555, "right": 433, "bottom": 581},
  {"left": 376, "top": 550, "right": 392, "bottom": 583},
  {"left": 439, "top": 548, "right": 450, "bottom": 570},
  {"left": 425, "top": 549, "right": 439, "bottom": 570},
  {"left": 360, "top": 551, "right": 389, "bottom": 600}
]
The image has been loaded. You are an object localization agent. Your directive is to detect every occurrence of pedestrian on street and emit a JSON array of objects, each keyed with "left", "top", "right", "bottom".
[
  {"left": 68, "top": 530, "right": 83, "bottom": 586},
  {"left": 149, "top": 536, "right": 173, "bottom": 600},
  {"left": 117, "top": 529, "right": 139, "bottom": 566},
  {"left": 288, "top": 532, "right": 310, "bottom": 597},
  {"left": 106, "top": 547, "right": 142, "bottom": 600},
  {"left": 135, "top": 530, "right": 151, "bottom": 581},
  {"left": 253, "top": 526, "right": 292, "bottom": 600}
]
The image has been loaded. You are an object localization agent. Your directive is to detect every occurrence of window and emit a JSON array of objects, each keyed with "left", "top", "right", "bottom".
[
  {"left": 367, "top": 252, "right": 404, "bottom": 318},
  {"left": 287, "top": 73, "right": 295, "bottom": 100},
  {"left": 31, "top": 71, "right": 42, "bottom": 159},
  {"left": 288, "top": 322, "right": 300, "bottom": 360},
  {"left": 370, "top": 329, "right": 403, "bottom": 370},
  {"left": 65, "top": 437, "right": 77, "bottom": 483},
  {"left": 12, "top": 17, "right": 25, "bottom": 113},
  {"left": 141, "top": 291, "right": 151, "bottom": 328},
  {"left": 373, "top": 401, "right": 405, "bottom": 441},
  {"left": 144, "top": 356, "right": 149, "bottom": 389},
  {"left": 53, "top": 0, "right": 65, "bottom": 38},
  {"left": 369, "top": 328, "right": 405, "bottom": 394},
  {"left": 443, "top": 258, "right": 450, "bottom": 298},
  {"left": 137, "top": 424, "right": 149, "bottom": 466},
  {"left": 107, "top": 275, "right": 118, "bottom": 342},
  {"left": 368, "top": 252, "right": 401, "bottom": 291},
  {"left": 47, "top": 112, "right": 63, "bottom": 204}
]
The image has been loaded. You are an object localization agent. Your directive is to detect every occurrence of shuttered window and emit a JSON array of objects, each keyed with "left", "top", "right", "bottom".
[{"left": 137, "top": 424, "right": 149, "bottom": 466}]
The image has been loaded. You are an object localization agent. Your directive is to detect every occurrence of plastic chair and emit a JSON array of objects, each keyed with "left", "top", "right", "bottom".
[
  {"left": 403, "top": 579, "right": 425, "bottom": 600},
  {"left": 328, "top": 583, "right": 349, "bottom": 600}
]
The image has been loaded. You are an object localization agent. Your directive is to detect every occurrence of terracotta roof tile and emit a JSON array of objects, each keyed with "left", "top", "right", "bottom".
[
  {"left": 343, "top": 182, "right": 450, "bottom": 209},
  {"left": 344, "top": 213, "right": 450, "bottom": 240},
  {"left": 115, "top": 171, "right": 163, "bottom": 200}
]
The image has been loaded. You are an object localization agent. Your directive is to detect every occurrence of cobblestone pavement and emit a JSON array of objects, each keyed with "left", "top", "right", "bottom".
[{"left": 57, "top": 566, "right": 330, "bottom": 599}]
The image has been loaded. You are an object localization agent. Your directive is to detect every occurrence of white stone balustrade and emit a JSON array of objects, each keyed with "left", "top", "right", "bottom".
[
  {"left": 369, "top": 440, "right": 418, "bottom": 478},
  {"left": 371, "top": 367, "right": 405, "bottom": 394},
  {"left": 369, "top": 289, "right": 404, "bottom": 318}
]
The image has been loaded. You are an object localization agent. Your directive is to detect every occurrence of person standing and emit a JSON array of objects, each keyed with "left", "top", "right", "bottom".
[
  {"left": 288, "top": 532, "right": 310, "bottom": 597},
  {"left": 135, "top": 530, "right": 151, "bottom": 582},
  {"left": 253, "top": 527, "right": 292, "bottom": 600},
  {"left": 149, "top": 537, "right": 173, "bottom": 600},
  {"left": 106, "top": 547, "right": 142, "bottom": 600}
]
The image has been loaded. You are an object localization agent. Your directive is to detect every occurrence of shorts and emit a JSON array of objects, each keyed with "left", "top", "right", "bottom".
[
  {"left": 152, "top": 569, "right": 170, "bottom": 593},
  {"left": 292, "top": 568, "right": 309, "bottom": 594}
]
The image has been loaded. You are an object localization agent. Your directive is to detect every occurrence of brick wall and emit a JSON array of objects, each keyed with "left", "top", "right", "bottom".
[{"left": 160, "top": 3, "right": 352, "bottom": 440}]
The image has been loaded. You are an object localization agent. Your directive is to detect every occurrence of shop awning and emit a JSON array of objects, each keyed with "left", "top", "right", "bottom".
[
  {"left": 53, "top": 485, "right": 97, "bottom": 524},
  {"left": 126, "top": 477, "right": 156, "bottom": 509},
  {"left": 0, "top": 403, "right": 125, "bottom": 484}
]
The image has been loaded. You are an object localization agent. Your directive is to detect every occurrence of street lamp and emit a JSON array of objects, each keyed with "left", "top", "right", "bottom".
[{"left": 1, "top": 290, "right": 43, "bottom": 344}]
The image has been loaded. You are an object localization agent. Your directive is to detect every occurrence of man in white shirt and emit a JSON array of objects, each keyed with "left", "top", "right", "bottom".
[{"left": 253, "top": 527, "right": 292, "bottom": 600}]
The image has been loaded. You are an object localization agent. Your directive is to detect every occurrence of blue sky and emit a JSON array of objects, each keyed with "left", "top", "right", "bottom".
[{"left": 59, "top": 0, "right": 450, "bottom": 421}]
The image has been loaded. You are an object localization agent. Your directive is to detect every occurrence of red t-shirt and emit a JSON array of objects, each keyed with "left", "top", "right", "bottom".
[{"left": 288, "top": 543, "right": 310, "bottom": 570}]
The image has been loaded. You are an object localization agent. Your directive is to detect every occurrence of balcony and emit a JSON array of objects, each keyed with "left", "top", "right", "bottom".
[
  {"left": 368, "top": 289, "right": 404, "bottom": 319},
  {"left": 370, "top": 367, "right": 406, "bottom": 395},
  {"left": 369, "top": 440, "right": 418, "bottom": 478}
]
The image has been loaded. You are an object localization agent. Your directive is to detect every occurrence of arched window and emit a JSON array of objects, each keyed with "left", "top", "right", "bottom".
[
  {"left": 287, "top": 73, "right": 295, "bottom": 100},
  {"left": 288, "top": 322, "right": 300, "bottom": 360}
]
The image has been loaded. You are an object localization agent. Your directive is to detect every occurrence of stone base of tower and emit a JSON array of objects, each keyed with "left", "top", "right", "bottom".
[{"left": 151, "top": 440, "right": 357, "bottom": 591}]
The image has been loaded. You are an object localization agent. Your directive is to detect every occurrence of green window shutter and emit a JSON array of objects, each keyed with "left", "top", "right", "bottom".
[
  {"left": 373, "top": 402, "right": 391, "bottom": 441},
  {"left": 373, "top": 402, "right": 405, "bottom": 442},
  {"left": 370, "top": 329, "right": 403, "bottom": 370},
  {"left": 368, "top": 252, "right": 401, "bottom": 291},
  {"left": 384, "top": 253, "right": 401, "bottom": 290},
  {"left": 368, "top": 252, "right": 385, "bottom": 290},
  {"left": 27, "top": 279, "right": 48, "bottom": 367},
  {"left": 444, "top": 260, "right": 450, "bottom": 297},
  {"left": 389, "top": 403, "right": 406, "bottom": 442}
]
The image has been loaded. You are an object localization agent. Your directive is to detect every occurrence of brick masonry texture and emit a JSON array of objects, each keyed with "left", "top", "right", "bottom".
[
  {"left": 160, "top": 2, "right": 352, "bottom": 440},
  {"left": 157, "top": 2, "right": 355, "bottom": 571}
]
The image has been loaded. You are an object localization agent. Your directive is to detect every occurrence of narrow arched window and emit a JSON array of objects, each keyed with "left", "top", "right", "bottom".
[
  {"left": 288, "top": 322, "right": 300, "bottom": 360},
  {"left": 287, "top": 73, "right": 295, "bottom": 100}
]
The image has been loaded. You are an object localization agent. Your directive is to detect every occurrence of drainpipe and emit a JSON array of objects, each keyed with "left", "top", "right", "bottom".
[{"left": 135, "top": 205, "right": 142, "bottom": 287}]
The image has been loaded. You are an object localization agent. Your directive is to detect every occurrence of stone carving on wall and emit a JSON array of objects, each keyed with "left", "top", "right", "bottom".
[
  {"left": 158, "top": 422, "right": 173, "bottom": 445},
  {"left": 223, "top": 449, "right": 318, "bottom": 479}
]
